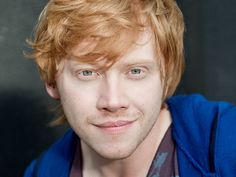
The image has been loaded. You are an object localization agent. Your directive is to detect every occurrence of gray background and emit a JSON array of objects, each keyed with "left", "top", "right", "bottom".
[{"left": 0, "top": 0, "right": 235, "bottom": 176}]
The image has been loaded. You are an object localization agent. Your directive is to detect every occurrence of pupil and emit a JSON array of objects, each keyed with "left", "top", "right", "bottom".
[
  {"left": 132, "top": 69, "right": 141, "bottom": 74},
  {"left": 83, "top": 70, "right": 92, "bottom": 76}
]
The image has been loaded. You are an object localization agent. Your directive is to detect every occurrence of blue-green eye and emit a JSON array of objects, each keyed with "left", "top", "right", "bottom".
[
  {"left": 76, "top": 70, "right": 99, "bottom": 81},
  {"left": 127, "top": 67, "right": 147, "bottom": 80},
  {"left": 81, "top": 70, "right": 93, "bottom": 76},
  {"left": 130, "top": 68, "right": 142, "bottom": 74}
]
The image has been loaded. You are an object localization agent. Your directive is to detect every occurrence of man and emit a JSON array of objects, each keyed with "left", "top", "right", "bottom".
[{"left": 24, "top": 0, "right": 236, "bottom": 176}]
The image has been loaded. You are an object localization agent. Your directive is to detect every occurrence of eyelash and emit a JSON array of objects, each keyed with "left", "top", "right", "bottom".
[
  {"left": 127, "top": 67, "right": 146, "bottom": 80},
  {"left": 76, "top": 70, "right": 100, "bottom": 81},
  {"left": 75, "top": 67, "right": 147, "bottom": 81}
]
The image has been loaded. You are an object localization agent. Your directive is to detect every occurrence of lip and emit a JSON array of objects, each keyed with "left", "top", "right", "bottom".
[{"left": 94, "top": 120, "right": 136, "bottom": 134}]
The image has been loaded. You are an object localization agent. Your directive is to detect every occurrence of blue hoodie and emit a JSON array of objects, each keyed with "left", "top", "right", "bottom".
[{"left": 24, "top": 94, "right": 236, "bottom": 177}]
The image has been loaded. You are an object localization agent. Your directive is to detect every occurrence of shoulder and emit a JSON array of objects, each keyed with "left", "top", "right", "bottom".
[
  {"left": 167, "top": 94, "right": 221, "bottom": 146},
  {"left": 24, "top": 129, "right": 77, "bottom": 177},
  {"left": 167, "top": 94, "right": 236, "bottom": 176},
  {"left": 214, "top": 100, "right": 236, "bottom": 175},
  {"left": 167, "top": 94, "right": 235, "bottom": 135}
]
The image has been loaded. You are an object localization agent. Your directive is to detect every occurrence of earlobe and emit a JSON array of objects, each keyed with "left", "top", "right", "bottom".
[{"left": 45, "top": 83, "right": 60, "bottom": 99}]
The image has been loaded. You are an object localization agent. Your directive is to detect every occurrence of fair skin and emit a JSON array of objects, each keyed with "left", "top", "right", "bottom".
[{"left": 46, "top": 29, "right": 172, "bottom": 177}]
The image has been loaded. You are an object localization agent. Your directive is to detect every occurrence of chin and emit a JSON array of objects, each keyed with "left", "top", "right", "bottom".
[
  {"left": 95, "top": 145, "right": 137, "bottom": 160},
  {"left": 99, "top": 152, "right": 132, "bottom": 160}
]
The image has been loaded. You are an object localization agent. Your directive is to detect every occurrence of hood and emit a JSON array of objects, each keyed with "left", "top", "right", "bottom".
[{"left": 167, "top": 94, "right": 236, "bottom": 176}]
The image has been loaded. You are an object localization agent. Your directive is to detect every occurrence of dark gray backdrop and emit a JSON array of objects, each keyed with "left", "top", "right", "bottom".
[{"left": 0, "top": 0, "right": 235, "bottom": 177}]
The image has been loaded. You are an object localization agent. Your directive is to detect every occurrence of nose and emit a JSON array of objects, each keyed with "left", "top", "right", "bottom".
[{"left": 96, "top": 77, "right": 129, "bottom": 113}]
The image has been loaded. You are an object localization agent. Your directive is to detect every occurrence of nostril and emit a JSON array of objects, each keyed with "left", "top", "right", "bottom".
[
  {"left": 97, "top": 96, "right": 129, "bottom": 113},
  {"left": 101, "top": 104, "right": 127, "bottom": 113},
  {"left": 103, "top": 107, "right": 119, "bottom": 113},
  {"left": 96, "top": 80, "right": 129, "bottom": 112},
  {"left": 100, "top": 107, "right": 128, "bottom": 118}
]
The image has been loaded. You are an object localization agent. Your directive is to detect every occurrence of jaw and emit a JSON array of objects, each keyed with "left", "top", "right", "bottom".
[{"left": 80, "top": 109, "right": 172, "bottom": 177}]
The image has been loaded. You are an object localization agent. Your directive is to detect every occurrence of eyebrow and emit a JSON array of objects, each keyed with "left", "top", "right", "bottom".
[
  {"left": 68, "top": 58, "right": 158, "bottom": 71},
  {"left": 69, "top": 62, "right": 96, "bottom": 69},
  {"left": 120, "top": 59, "right": 157, "bottom": 67}
]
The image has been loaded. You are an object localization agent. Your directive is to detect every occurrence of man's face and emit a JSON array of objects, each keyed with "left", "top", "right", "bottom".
[{"left": 52, "top": 29, "right": 164, "bottom": 159}]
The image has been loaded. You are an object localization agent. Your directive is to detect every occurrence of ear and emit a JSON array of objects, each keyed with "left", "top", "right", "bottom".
[{"left": 45, "top": 83, "right": 60, "bottom": 99}]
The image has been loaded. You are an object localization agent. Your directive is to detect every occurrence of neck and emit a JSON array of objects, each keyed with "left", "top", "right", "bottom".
[{"left": 81, "top": 108, "right": 172, "bottom": 177}]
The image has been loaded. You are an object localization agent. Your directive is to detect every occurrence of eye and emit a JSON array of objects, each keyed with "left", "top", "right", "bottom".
[
  {"left": 130, "top": 68, "right": 142, "bottom": 74},
  {"left": 127, "top": 67, "right": 146, "bottom": 80},
  {"left": 81, "top": 70, "right": 93, "bottom": 76},
  {"left": 77, "top": 69, "right": 100, "bottom": 81}
]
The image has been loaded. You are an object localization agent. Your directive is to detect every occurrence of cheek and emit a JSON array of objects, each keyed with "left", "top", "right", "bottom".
[
  {"left": 126, "top": 77, "right": 163, "bottom": 131},
  {"left": 127, "top": 78, "right": 163, "bottom": 109},
  {"left": 59, "top": 88, "right": 95, "bottom": 136},
  {"left": 58, "top": 80, "right": 98, "bottom": 124}
]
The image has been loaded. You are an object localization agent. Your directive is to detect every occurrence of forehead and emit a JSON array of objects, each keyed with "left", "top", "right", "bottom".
[
  {"left": 120, "top": 28, "right": 155, "bottom": 62},
  {"left": 68, "top": 28, "right": 157, "bottom": 66}
]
